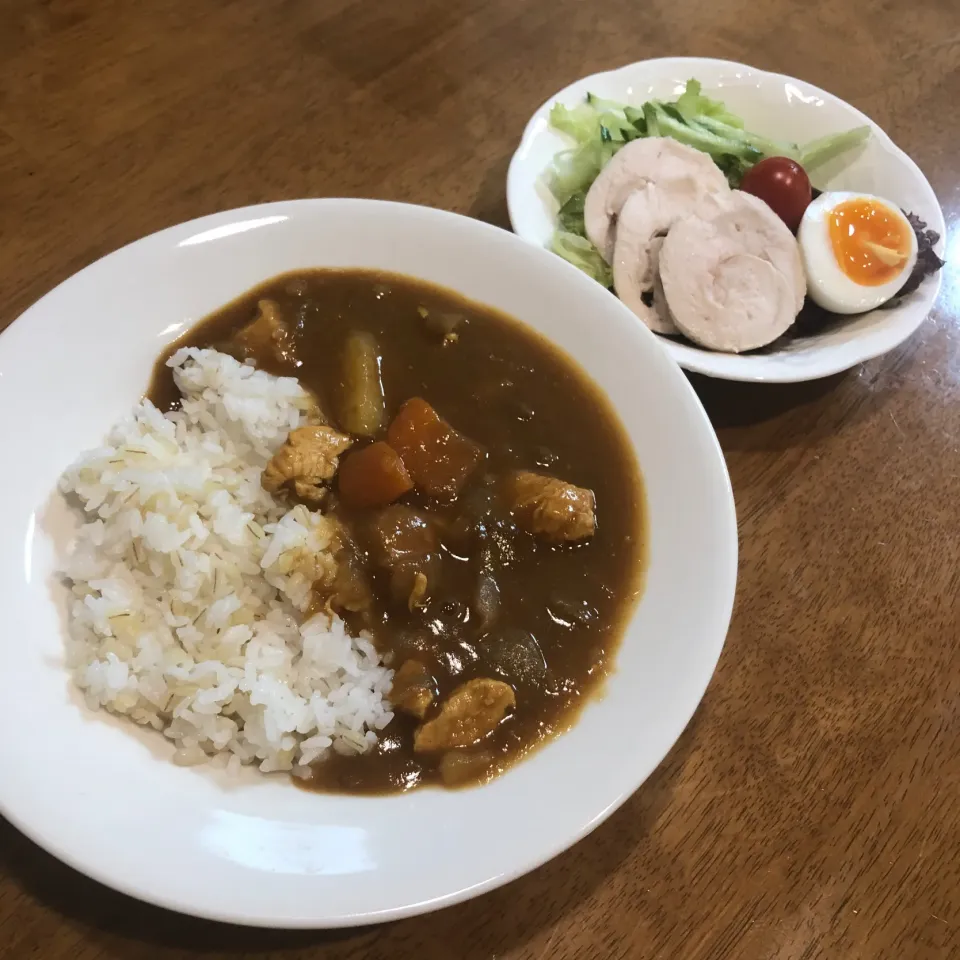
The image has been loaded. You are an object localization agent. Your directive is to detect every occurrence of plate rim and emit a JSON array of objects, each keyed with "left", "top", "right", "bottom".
[{"left": 0, "top": 198, "right": 739, "bottom": 927}]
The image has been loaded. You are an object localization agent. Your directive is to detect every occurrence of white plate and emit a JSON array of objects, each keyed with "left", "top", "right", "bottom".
[
  {"left": 0, "top": 199, "right": 736, "bottom": 927},
  {"left": 507, "top": 57, "right": 946, "bottom": 383}
]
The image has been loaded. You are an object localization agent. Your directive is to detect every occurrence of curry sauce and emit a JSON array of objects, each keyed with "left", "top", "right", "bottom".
[{"left": 149, "top": 269, "right": 646, "bottom": 793}]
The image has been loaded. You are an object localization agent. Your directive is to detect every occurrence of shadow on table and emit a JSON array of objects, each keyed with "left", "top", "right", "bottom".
[
  {"left": 0, "top": 712, "right": 702, "bottom": 957},
  {"left": 687, "top": 371, "right": 848, "bottom": 433}
]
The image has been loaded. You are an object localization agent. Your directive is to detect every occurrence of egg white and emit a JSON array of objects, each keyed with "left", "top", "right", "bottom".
[{"left": 798, "top": 191, "right": 918, "bottom": 314}]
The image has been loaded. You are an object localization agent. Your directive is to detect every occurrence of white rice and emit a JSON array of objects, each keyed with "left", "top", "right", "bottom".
[{"left": 59, "top": 348, "right": 393, "bottom": 775}]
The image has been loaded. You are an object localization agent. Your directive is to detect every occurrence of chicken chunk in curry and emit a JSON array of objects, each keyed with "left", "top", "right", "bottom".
[
  {"left": 506, "top": 470, "right": 596, "bottom": 543},
  {"left": 262, "top": 425, "right": 353, "bottom": 503},
  {"left": 413, "top": 678, "right": 516, "bottom": 752}
]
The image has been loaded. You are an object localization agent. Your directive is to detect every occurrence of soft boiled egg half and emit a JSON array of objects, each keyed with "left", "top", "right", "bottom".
[{"left": 798, "top": 192, "right": 918, "bottom": 314}]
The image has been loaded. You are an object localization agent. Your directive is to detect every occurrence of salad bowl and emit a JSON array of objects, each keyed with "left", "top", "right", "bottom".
[{"left": 507, "top": 57, "right": 945, "bottom": 383}]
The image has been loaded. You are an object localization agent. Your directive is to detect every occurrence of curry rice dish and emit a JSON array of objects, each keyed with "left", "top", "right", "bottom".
[{"left": 59, "top": 268, "right": 645, "bottom": 793}]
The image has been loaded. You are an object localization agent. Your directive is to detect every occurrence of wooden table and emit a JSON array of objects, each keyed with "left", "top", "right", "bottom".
[{"left": 2, "top": 1, "right": 958, "bottom": 957}]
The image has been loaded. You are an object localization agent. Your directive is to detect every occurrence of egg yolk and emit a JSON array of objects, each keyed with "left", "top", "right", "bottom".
[{"left": 828, "top": 199, "right": 912, "bottom": 286}]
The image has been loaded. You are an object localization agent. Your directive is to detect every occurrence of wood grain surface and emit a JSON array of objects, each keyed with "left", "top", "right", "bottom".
[{"left": 1, "top": 1, "right": 959, "bottom": 957}]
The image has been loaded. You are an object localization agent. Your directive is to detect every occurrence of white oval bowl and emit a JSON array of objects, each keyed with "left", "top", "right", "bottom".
[
  {"left": 0, "top": 199, "right": 736, "bottom": 927},
  {"left": 507, "top": 57, "right": 946, "bottom": 383}
]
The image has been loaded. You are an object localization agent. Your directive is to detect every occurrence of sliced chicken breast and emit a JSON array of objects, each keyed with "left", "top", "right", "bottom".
[
  {"left": 659, "top": 190, "right": 805, "bottom": 353},
  {"left": 612, "top": 193, "right": 675, "bottom": 334},
  {"left": 584, "top": 137, "right": 729, "bottom": 263},
  {"left": 650, "top": 238, "right": 675, "bottom": 334},
  {"left": 721, "top": 190, "right": 807, "bottom": 313},
  {"left": 612, "top": 186, "right": 729, "bottom": 335}
]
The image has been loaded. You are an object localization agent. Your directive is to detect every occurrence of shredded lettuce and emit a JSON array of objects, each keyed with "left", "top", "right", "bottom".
[
  {"left": 675, "top": 79, "right": 744, "bottom": 128},
  {"left": 546, "top": 79, "right": 871, "bottom": 188},
  {"left": 549, "top": 101, "right": 636, "bottom": 147},
  {"left": 548, "top": 138, "right": 621, "bottom": 204},
  {"left": 551, "top": 230, "right": 613, "bottom": 288},
  {"left": 557, "top": 192, "right": 587, "bottom": 234},
  {"left": 549, "top": 103, "right": 603, "bottom": 145},
  {"left": 550, "top": 192, "right": 609, "bottom": 286}
]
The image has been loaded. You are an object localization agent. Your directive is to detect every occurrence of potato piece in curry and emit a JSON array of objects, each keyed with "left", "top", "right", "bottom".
[{"left": 149, "top": 268, "right": 644, "bottom": 794}]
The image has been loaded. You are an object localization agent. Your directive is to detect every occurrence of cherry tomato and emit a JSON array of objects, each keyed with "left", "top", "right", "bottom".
[{"left": 740, "top": 157, "right": 812, "bottom": 233}]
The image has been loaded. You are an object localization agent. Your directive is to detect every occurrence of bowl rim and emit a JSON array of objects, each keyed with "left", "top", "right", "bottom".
[{"left": 506, "top": 56, "right": 946, "bottom": 383}]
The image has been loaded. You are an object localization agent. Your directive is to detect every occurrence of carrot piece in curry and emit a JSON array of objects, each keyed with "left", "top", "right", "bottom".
[
  {"left": 386, "top": 397, "right": 485, "bottom": 501},
  {"left": 338, "top": 441, "right": 413, "bottom": 508}
]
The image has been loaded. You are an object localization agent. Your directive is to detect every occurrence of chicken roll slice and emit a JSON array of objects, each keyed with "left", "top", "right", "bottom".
[
  {"left": 725, "top": 191, "right": 807, "bottom": 313},
  {"left": 662, "top": 250, "right": 795, "bottom": 353},
  {"left": 650, "top": 238, "right": 675, "bottom": 334},
  {"left": 585, "top": 137, "right": 729, "bottom": 263},
  {"left": 659, "top": 190, "right": 806, "bottom": 353},
  {"left": 613, "top": 186, "right": 730, "bottom": 335}
]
